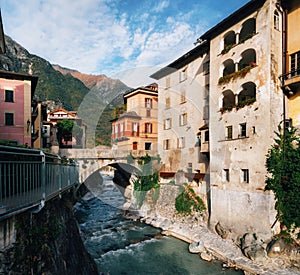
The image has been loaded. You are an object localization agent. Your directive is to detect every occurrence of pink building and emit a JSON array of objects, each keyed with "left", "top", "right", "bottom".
[{"left": 0, "top": 71, "right": 38, "bottom": 147}]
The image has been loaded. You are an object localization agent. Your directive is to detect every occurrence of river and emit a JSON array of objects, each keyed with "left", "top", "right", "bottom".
[{"left": 74, "top": 173, "right": 244, "bottom": 275}]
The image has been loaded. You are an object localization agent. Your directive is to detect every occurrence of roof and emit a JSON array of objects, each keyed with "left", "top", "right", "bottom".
[
  {"left": 123, "top": 83, "right": 158, "bottom": 103},
  {"left": 200, "top": 0, "right": 266, "bottom": 41},
  {"left": 150, "top": 40, "right": 209, "bottom": 80},
  {"left": 0, "top": 70, "right": 38, "bottom": 97},
  {"left": 110, "top": 111, "right": 141, "bottom": 122},
  {"left": 48, "top": 108, "right": 77, "bottom": 118}
]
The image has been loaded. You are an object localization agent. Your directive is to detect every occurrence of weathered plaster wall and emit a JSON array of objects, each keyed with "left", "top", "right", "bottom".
[{"left": 209, "top": 0, "right": 282, "bottom": 236}]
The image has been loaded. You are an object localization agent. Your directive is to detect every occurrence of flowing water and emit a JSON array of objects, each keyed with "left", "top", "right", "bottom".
[{"left": 74, "top": 173, "right": 244, "bottom": 275}]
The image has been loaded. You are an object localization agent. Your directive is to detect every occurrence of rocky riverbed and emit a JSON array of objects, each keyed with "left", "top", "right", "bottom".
[{"left": 123, "top": 183, "right": 300, "bottom": 275}]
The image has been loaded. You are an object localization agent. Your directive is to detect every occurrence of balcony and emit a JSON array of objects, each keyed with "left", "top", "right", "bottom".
[
  {"left": 200, "top": 142, "right": 209, "bottom": 153},
  {"left": 281, "top": 69, "right": 300, "bottom": 95}
]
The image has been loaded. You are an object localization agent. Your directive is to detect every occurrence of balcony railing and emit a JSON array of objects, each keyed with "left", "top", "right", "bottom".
[
  {"left": 0, "top": 145, "right": 79, "bottom": 220},
  {"left": 280, "top": 68, "right": 300, "bottom": 82}
]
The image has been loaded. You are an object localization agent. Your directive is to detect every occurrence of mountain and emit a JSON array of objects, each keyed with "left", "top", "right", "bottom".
[
  {"left": 0, "top": 35, "right": 89, "bottom": 110},
  {"left": 0, "top": 35, "right": 130, "bottom": 146}
]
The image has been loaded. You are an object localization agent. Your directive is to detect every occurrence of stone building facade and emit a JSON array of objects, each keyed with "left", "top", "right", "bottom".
[{"left": 150, "top": 0, "right": 297, "bottom": 238}]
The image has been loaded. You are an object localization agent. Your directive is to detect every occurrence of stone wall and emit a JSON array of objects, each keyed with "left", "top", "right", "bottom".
[{"left": 0, "top": 191, "right": 98, "bottom": 275}]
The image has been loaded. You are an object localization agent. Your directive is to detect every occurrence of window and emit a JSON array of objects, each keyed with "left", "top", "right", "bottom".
[
  {"left": 226, "top": 126, "right": 233, "bottom": 139},
  {"left": 290, "top": 51, "right": 300, "bottom": 77},
  {"left": 145, "top": 142, "right": 152, "bottom": 150},
  {"left": 165, "top": 97, "right": 170, "bottom": 109},
  {"left": 203, "top": 61, "right": 210, "bottom": 74},
  {"left": 120, "top": 123, "right": 124, "bottom": 134},
  {"left": 145, "top": 123, "right": 152, "bottom": 134},
  {"left": 180, "top": 91, "right": 186, "bottom": 103},
  {"left": 179, "top": 113, "right": 187, "bottom": 126},
  {"left": 242, "top": 169, "right": 249, "bottom": 183},
  {"left": 239, "top": 123, "right": 247, "bottom": 138},
  {"left": 132, "top": 122, "right": 139, "bottom": 136},
  {"left": 5, "top": 90, "right": 14, "bottom": 102},
  {"left": 187, "top": 163, "right": 193, "bottom": 173},
  {"left": 204, "top": 130, "right": 209, "bottom": 142},
  {"left": 223, "top": 169, "right": 230, "bottom": 182},
  {"left": 178, "top": 137, "right": 185, "bottom": 149},
  {"left": 5, "top": 113, "right": 14, "bottom": 126},
  {"left": 164, "top": 118, "right": 172, "bottom": 130},
  {"left": 163, "top": 139, "right": 170, "bottom": 150},
  {"left": 145, "top": 98, "right": 152, "bottom": 109},
  {"left": 133, "top": 142, "right": 138, "bottom": 150},
  {"left": 180, "top": 67, "right": 187, "bottom": 82},
  {"left": 274, "top": 10, "right": 280, "bottom": 30},
  {"left": 166, "top": 77, "right": 170, "bottom": 89},
  {"left": 146, "top": 109, "right": 151, "bottom": 117}
]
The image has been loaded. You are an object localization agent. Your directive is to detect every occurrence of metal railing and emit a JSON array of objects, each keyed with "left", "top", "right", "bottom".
[{"left": 0, "top": 145, "right": 79, "bottom": 220}]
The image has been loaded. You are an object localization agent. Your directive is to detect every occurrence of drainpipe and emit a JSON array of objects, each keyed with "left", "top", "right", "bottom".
[{"left": 276, "top": 0, "right": 287, "bottom": 141}]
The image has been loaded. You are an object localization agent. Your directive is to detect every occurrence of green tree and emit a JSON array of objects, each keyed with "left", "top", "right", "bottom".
[
  {"left": 56, "top": 119, "right": 75, "bottom": 146},
  {"left": 265, "top": 124, "right": 300, "bottom": 237}
]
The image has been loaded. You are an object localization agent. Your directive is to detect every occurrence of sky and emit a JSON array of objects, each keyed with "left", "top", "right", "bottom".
[{"left": 0, "top": 0, "right": 249, "bottom": 87}]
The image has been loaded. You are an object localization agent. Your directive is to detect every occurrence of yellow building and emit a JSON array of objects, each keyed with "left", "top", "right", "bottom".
[
  {"left": 111, "top": 83, "right": 158, "bottom": 152},
  {"left": 281, "top": 0, "right": 300, "bottom": 128}
]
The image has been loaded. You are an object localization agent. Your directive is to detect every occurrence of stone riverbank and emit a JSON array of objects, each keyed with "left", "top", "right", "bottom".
[{"left": 123, "top": 184, "right": 300, "bottom": 275}]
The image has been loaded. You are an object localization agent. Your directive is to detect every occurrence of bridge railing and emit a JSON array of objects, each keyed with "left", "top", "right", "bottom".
[{"left": 0, "top": 145, "right": 79, "bottom": 220}]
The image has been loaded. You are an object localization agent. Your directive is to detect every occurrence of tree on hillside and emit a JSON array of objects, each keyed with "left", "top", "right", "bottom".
[{"left": 265, "top": 123, "right": 300, "bottom": 238}]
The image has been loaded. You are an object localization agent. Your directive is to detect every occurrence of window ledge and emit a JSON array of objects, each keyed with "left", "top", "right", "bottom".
[{"left": 218, "top": 136, "right": 249, "bottom": 142}]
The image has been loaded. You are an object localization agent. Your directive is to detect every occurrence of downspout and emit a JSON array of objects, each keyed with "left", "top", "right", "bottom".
[{"left": 276, "top": 0, "right": 287, "bottom": 139}]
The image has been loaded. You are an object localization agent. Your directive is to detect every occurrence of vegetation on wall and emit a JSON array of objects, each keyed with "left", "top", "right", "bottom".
[
  {"left": 175, "top": 186, "right": 206, "bottom": 215},
  {"left": 265, "top": 124, "right": 300, "bottom": 238},
  {"left": 132, "top": 154, "right": 161, "bottom": 208}
]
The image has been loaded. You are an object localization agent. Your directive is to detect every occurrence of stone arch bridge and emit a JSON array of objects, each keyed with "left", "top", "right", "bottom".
[{"left": 59, "top": 148, "right": 157, "bottom": 184}]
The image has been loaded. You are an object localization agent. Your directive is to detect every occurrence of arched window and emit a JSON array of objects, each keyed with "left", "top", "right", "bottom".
[
  {"left": 274, "top": 10, "right": 280, "bottom": 30},
  {"left": 222, "top": 90, "right": 235, "bottom": 108},
  {"left": 222, "top": 31, "right": 236, "bottom": 54},
  {"left": 238, "top": 82, "right": 256, "bottom": 104},
  {"left": 238, "top": 49, "right": 257, "bottom": 70},
  {"left": 223, "top": 59, "right": 235, "bottom": 76},
  {"left": 239, "top": 18, "right": 256, "bottom": 43}
]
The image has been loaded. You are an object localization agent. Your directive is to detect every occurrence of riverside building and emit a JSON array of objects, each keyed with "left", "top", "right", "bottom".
[{"left": 151, "top": 0, "right": 293, "bottom": 238}]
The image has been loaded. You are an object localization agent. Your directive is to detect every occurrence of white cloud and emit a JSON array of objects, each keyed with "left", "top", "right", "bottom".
[
  {"left": 152, "top": 0, "right": 169, "bottom": 13},
  {"left": 0, "top": 0, "right": 211, "bottom": 82}
]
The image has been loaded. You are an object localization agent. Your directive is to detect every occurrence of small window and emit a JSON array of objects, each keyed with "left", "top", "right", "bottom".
[
  {"left": 203, "top": 61, "right": 210, "bottom": 74},
  {"left": 5, "top": 113, "right": 14, "bottom": 126},
  {"left": 180, "top": 67, "right": 187, "bottom": 82},
  {"left": 146, "top": 109, "right": 151, "bottom": 117},
  {"left": 223, "top": 169, "right": 230, "bottom": 182},
  {"left": 165, "top": 97, "right": 170, "bottom": 109},
  {"left": 163, "top": 139, "right": 170, "bottom": 150},
  {"left": 145, "top": 123, "right": 152, "bottom": 134},
  {"left": 5, "top": 90, "right": 14, "bottom": 102},
  {"left": 187, "top": 163, "right": 193, "bottom": 173},
  {"left": 164, "top": 118, "right": 172, "bottom": 130},
  {"left": 179, "top": 113, "right": 187, "bottom": 126},
  {"left": 145, "top": 142, "right": 152, "bottom": 150},
  {"left": 145, "top": 98, "right": 152, "bottom": 109},
  {"left": 239, "top": 123, "right": 246, "bottom": 138},
  {"left": 242, "top": 169, "right": 249, "bottom": 183},
  {"left": 132, "top": 122, "right": 139, "bottom": 136},
  {"left": 166, "top": 77, "right": 170, "bottom": 89},
  {"left": 180, "top": 91, "right": 186, "bottom": 103},
  {"left": 226, "top": 126, "right": 233, "bottom": 139},
  {"left": 133, "top": 142, "right": 138, "bottom": 150},
  {"left": 274, "top": 10, "right": 280, "bottom": 30},
  {"left": 290, "top": 51, "right": 300, "bottom": 77},
  {"left": 120, "top": 123, "right": 124, "bottom": 134},
  {"left": 204, "top": 130, "right": 209, "bottom": 142},
  {"left": 178, "top": 137, "right": 185, "bottom": 149}
]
